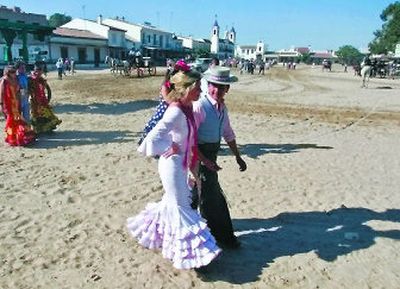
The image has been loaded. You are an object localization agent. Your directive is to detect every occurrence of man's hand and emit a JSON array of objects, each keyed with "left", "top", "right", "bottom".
[
  {"left": 236, "top": 156, "right": 247, "bottom": 172},
  {"left": 202, "top": 158, "right": 222, "bottom": 171}
]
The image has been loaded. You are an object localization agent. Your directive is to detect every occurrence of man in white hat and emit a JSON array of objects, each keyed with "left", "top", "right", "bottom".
[{"left": 193, "top": 66, "right": 246, "bottom": 249}]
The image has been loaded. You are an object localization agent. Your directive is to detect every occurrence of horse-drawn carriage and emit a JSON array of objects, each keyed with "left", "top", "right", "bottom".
[
  {"left": 105, "top": 54, "right": 157, "bottom": 77},
  {"left": 131, "top": 56, "right": 157, "bottom": 77}
]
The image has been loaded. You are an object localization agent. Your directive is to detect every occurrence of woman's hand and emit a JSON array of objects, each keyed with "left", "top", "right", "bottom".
[{"left": 163, "top": 142, "right": 179, "bottom": 158}]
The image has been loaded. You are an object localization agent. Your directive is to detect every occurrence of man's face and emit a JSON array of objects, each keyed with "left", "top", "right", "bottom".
[{"left": 207, "top": 82, "right": 230, "bottom": 103}]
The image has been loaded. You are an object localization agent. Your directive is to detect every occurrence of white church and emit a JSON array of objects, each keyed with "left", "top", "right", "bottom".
[{"left": 210, "top": 20, "right": 236, "bottom": 59}]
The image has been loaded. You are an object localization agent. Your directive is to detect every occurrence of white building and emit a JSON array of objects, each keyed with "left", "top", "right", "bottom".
[
  {"left": 210, "top": 20, "right": 235, "bottom": 59},
  {"left": 236, "top": 41, "right": 266, "bottom": 60},
  {"left": 49, "top": 27, "right": 108, "bottom": 66},
  {"left": 178, "top": 36, "right": 211, "bottom": 53},
  {"left": 102, "top": 17, "right": 183, "bottom": 60},
  {"left": 61, "top": 17, "right": 126, "bottom": 59}
]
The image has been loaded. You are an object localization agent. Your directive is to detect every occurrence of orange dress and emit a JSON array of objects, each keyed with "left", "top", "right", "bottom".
[{"left": 1, "top": 78, "right": 35, "bottom": 146}]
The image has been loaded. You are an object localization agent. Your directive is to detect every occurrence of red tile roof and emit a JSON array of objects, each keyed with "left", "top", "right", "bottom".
[
  {"left": 295, "top": 47, "right": 310, "bottom": 54},
  {"left": 53, "top": 27, "right": 106, "bottom": 40},
  {"left": 312, "top": 52, "right": 334, "bottom": 58}
]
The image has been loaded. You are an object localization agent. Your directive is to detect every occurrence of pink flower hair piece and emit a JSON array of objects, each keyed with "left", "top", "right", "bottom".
[{"left": 174, "top": 59, "right": 190, "bottom": 72}]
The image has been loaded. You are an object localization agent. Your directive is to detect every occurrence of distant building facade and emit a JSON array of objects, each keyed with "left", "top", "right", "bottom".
[
  {"left": 0, "top": 5, "right": 53, "bottom": 63},
  {"left": 178, "top": 36, "right": 211, "bottom": 54},
  {"left": 49, "top": 27, "right": 108, "bottom": 66},
  {"left": 61, "top": 17, "right": 127, "bottom": 60},
  {"left": 102, "top": 17, "right": 184, "bottom": 61},
  {"left": 236, "top": 41, "right": 266, "bottom": 60}
]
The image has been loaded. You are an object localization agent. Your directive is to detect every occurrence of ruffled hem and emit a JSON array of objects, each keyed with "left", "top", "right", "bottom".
[
  {"left": 127, "top": 202, "right": 221, "bottom": 269},
  {"left": 5, "top": 116, "right": 36, "bottom": 146},
  {"left": 31, "top": 106, "right": 62, "bottom": 134}
]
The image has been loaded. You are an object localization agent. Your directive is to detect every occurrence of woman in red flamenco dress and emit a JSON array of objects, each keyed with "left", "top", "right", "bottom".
[
  {"left": 0, "top": 66, "right": 35, "bottom": 146},
  {"left": 28, "top": 66, "right": 61, "bottom": 134}
]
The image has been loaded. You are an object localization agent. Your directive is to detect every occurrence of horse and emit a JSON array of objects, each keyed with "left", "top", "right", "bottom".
[
  {"left": 105, "top": 56, "right": 131, "bottom": 76},
  {"left": 353, "top": 64, "right": 361, "bottom": 76},
  {"left": 360, "top": 61, "right": 372, "bottom": 88},
  {"left": 105, "top": 56, "right": 118, "bottom": 74},
  {"left": 322, "top": 60, "right": 332, "bottom": 72}
]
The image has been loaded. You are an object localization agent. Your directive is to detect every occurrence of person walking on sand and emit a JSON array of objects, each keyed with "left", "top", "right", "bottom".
[
  {"left": 28, "top": 65, "right": 62, "bottom": 134},
  {"left": 193, "top": 67, "right": 247, "bottom": 249},
  {"left": 55, "top": 58, "right": 63, "bottom": 80},
  {"left": 127, "top": 70, "right": 221, "bottom": 270},
  {"left": 15, "top": 61, "right": 30, "bottom": 123},
  {"left": 0, "top": 65, "right": 35, "bottom": 146}
]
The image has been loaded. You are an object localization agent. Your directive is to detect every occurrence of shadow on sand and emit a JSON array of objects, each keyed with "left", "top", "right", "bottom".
[
  {"left": 53, "top": 100, "right": 158, "bottom": 115},
  {"left": 31, "top": 130, "right": 137, "bottom": 148},
  {"left": 200, "top": 207, "right": 400, "bottom": 284},
  {"left": 219, "top": 143, "right": 333, "bottom": 158}
]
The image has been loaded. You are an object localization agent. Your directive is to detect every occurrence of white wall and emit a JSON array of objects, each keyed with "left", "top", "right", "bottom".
[
  {"left": 49, "top": 42, "right": 108, "bottom": 64},
  {"left": 102, "top": 19, "right": 142, "bottom": 42}
]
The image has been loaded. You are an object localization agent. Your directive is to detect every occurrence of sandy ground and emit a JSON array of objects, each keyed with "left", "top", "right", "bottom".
[{"left": 1, "top": 64, "right": 400, "bottom": 289}]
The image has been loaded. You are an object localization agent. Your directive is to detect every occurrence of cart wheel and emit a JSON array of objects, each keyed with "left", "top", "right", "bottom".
[{"left": 149, "top": 65, "right": 157, "bottom": 76}]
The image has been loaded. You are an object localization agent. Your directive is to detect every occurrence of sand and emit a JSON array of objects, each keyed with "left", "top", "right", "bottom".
[{"left": 1, "top": 64, "right": 400, "bottom": 289}]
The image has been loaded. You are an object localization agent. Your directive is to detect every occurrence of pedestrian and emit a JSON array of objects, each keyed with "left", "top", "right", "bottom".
[
  {"left": 193, "top": 67, "right": 247, "bottom": 249},
  {"left": 0, "top": 65, "right": 35, "bottom": 146},
  {"left": 55, "top": 58, "right": 63, "bottom": 80},
  {"left": 28, "top": 65, "right": 62, "bottom": 133},
  {"left": 15, "top": 61, "right": 30, "bottom": 123},
  {"left": 128, "top": 70, "right": 221, "bottom": 269}
]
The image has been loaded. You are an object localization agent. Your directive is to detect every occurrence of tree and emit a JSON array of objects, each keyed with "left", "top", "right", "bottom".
[
  {"left": 48, "top": 13, "right": 72, "bottom": 27},
  {"left": 335, "top": 45, "right": 363, "bottom": 65},
  {"left": 192, "top": 48, "right": 210, "bottom": 58},
  {"left": 369, "top": 2, "right": 400, "bottom": 54},
  {"left": 300, "top": 52, "right": 312, "bottom": 64}
]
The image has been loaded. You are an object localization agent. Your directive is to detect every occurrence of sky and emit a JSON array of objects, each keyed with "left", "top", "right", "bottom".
[{"left": 1, "top": 0, "right": 397, "bottom": 51}]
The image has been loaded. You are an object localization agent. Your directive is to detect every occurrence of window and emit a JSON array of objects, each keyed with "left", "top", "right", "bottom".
[
  {"left": 153, "top": 34, "right": 156, "bottom": 45},
  {"left": 148, "top": 35, "right": 151, "bottom": 44},
  {"left": 159, "top": 35, "right": 163, "bottom": 47}
]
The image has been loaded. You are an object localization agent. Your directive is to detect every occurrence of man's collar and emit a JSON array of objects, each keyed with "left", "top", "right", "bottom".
[{"left": 204, "top": 93, "right": 218, "bottom": 106}]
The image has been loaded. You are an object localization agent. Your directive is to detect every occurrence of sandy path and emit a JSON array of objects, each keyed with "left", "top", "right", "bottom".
[{"left": 1, "top": 65, "right": 399, "bottom": 289}]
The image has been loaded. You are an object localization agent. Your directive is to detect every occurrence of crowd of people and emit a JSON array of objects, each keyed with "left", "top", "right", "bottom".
[
  {"left": 55, "top": 57, "right": 76, "bottom": 80},
  {"left": 129, "top": 59, "right": 247, "bottom": 270},
  {"left": 0, "top": 61, "right": 62, "bottom": 146}
]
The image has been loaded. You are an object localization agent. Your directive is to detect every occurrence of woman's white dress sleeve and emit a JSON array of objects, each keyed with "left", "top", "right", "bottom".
[{"left": 137, "top": 106, "right": 180, "bottom": 156}]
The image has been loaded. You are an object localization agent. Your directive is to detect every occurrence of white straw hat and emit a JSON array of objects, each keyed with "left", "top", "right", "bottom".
[{"left": 203, "top": 67, "right": 238, "bottom": 85}]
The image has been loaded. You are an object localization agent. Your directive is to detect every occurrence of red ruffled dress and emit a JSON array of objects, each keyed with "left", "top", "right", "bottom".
[{"left": 1, "top": 78, "right": 35, "bottom": 146}]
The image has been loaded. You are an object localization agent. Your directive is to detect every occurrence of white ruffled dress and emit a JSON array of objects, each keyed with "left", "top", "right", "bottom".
[{"left": 127, "top": 106, "right": 221, "bottom": 269}]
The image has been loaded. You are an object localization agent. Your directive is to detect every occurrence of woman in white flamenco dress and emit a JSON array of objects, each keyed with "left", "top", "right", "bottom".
[{"left": 127, "top": 71, "right": 221, "bottom": 269}]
